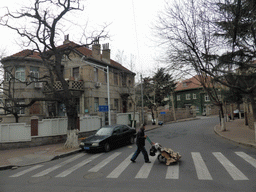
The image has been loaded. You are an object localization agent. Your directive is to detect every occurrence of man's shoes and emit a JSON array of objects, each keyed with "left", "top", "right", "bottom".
[
  {"left": 130, "top": 159, "right": 136, "bottom": 163},
  {"left": 145, "top": 161, "right": 151, "bottom": 163}
]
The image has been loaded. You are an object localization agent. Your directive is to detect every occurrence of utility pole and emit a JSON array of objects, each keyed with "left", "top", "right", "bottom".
[{"left": 141, "top": 74, "right": 144, "bottom": 124}]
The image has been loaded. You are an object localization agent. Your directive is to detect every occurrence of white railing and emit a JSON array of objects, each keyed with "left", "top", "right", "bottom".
[
  {"left": 0, "top": 116, "right": 101, "bottom": 143},
  {"left": 0, "top": 114, "right": 139, "bottom": 143},
  {"left": 116, "top": 112, "right": 140, "bottom": 126},
  {"left": 0, "top": 123, "right": 31, "bottom": 142}
]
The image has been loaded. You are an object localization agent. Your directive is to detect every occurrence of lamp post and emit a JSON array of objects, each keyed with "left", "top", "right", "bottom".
[{"left": 81, "top": 56, "right": 111, "bottom": 125}]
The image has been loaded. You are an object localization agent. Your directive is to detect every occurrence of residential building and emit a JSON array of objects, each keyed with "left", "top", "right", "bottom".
[
  {"left": 1, "top": 36, "right": 136, "bottom": 123},
  {"left": 174, "top": 75, "right": 221, "bottom": 115}
]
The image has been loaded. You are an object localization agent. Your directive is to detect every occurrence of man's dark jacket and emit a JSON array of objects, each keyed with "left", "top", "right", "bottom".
[{"left": 136, "top": 128, "right": 146, "bottom": 147}]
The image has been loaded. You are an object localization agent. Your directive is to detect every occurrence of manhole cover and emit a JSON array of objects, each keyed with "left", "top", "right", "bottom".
[
  {"left": 28, "top": 176, "right": 51, "bottom": 184},
  {"left": 84, "top": 172, "right": 104, "bottom": 180}
]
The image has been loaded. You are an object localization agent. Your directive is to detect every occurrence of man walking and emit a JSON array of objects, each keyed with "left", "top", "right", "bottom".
[{"left": 130, "top": 124, "right": 151, "bottom": 163}]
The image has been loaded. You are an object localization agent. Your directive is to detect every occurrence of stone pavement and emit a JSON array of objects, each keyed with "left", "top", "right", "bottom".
[
  {"left": 214, "top": 118, "right": 256, "bottom": 148},
  {"left": 0, "top": 117, "right": 255, "bottom": 170}
]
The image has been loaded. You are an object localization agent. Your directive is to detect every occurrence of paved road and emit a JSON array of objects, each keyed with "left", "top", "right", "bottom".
[{"left": 0, "top": 116, "right": 255, "bottom": 192}]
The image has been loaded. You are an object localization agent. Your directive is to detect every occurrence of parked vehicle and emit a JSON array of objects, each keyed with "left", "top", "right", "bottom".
[
  {"left": 79, "top": 124, "right": 136, "bottom": 152},
  {"left": 228, "top": 109, "right": 244, "bottom": 119},
  {"left": 152, "top": 119, "right": 164, "bottom": 125}
]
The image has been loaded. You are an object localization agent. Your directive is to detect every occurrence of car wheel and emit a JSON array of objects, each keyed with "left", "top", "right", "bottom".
[
  {"left": 104, "top": 143, "right": 110, "bottom": 152},
  {"left": 129, "top": 136, "right": 135, "bottom": 144}
]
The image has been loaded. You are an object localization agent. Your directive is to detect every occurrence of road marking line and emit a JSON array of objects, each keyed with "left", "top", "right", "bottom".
[
  {"left": 88, "top": 152, "right": 121, "bottom": 172},
  {"left": 32, "top": 153, "right": 85, "bottom": 177},
  {"left": 55, "top": 154, "right": 101, "bottom": 178},
  {"left": 9, "top": 165, "right": 43, "bottom": 177},
  {"left": 106, "top": 153, "right": 133, "bottom": 178},
  {"left": 166, "top": 162, "right": 179, "bottom": 179},
  {"left": 213, "top": 152, "right": 248, "bottom": 180},
  {"left": 235, "top": 152, "right": 256, "bottom": 169},
  {"left": 135, "top": 156, "right": 157, "bottom": 179},
  {"left": 192, "top": 152, "right": 213, "bottom": 180}
]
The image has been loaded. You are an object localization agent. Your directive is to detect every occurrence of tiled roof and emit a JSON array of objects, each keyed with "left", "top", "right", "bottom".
[
  {"left": 175, "top": 75, "right": 204, "bottom": 91},
  {"left": 4, "top": 41, "right": 134, "bottom": 74},
  {"left": 9, "top": 49, "right": 41, "bottom": 60}
]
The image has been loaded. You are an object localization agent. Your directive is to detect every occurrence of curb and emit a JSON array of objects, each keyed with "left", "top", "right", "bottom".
[
  {"left": 0, "top": 148, "right": 82, "bottom": 171},
  {"left": 214, "top": 125, "right": 256, "bottom": 149}
]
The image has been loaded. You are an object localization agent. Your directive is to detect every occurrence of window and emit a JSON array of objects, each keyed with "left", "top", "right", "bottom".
[
  {"left": 122, "top": 74, "right": 127, "bottom": 87},
  {"left": 15, "top": 66, "right": 25, "bottom": 82},
  {"left": 186, "top": 94, "right": 191, "bottom": 100},
  {"left": 6, "top": 99, "right": 25, "bottom": 115},
  {"left": 94, "top": 97, "right": 99, "bottom": 112},
  {"left": 193, "top": 93, "right": 197, "bottom": 99},
  {"left": 177, "top": 95, "right": 180, "bottom": 101},
  {"left": 183, "top": 82, "right": 187, "bottom": 87},
  {"left": 205, "top": 94, "right": 210, "bottom": 102},
  {"left": 94, "top": 68, "right": 98, "bottom": 82},
  {"left": 73, "top": 67, "right": 79, "bottom": 80},
  {"left": 75, "top": 98, "right": 80, "bottom": 113},
  {"left": 17, "top": 99, "right": 25, "bottom": 115},
  {"left": 30, "top": 67, "right": 39, "bottom": 82},
  {"left": 104, "top": 69, "right": 107, "bottom": 83},
  {"left": 114, "top": 99, "right": 119, "bottom": 111},
  {"left": 114, "top": 73, "right": 118, "bottom": 85},
  {"left": 105, "top": 98, "right": 108, "bottom": 105},
  {"left": 5, "top": 67, "right": 12, "bottom": 82}
]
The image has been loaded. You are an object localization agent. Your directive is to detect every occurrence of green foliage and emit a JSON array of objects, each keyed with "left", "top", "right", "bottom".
[{"left": 143, "top": 68, "right": 176, "bottom": 109}]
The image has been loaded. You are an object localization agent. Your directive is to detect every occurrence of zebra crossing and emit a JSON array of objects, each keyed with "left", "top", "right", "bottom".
[{"left": 8, "top": 151, "right": 256, "bottom": 180}]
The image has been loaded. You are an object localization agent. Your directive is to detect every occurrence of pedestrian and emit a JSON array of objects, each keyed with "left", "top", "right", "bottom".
[{"left": 130, "top": 123, "right": 151, "bottom": 163}]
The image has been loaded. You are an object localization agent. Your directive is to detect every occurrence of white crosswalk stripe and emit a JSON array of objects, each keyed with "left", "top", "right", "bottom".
[
  {"left": 8, "top": 151, "right": 255, "bottom": 180},
  {"left": 192, "top": 152, "right": 213, "bottom": 180},
  {"left": 32, "top": 153, "right": 85, "bottom": 177},
  {"left": 10, "top": 165, "right": 44, "bottom": 177},
  {"left": 55, "top": 154, "right": 102, "bottom": 177},
  {"left": 106, "top": 153, "right": 133, "bottom": 178},
  {"left": 235, "top": 152, "right": 256, "bottom": 168},
  {"left": 213, "top": 152, "right": 248, "bottom": 180},
  {"left": 166, "top": 162, "right": 179, "bottom": 179},
  {"left": 135, "top": 156, "right": 157, "bottom": 179},
  {"left": 88, "top": 152, "right": 121, "bottom": 172}
]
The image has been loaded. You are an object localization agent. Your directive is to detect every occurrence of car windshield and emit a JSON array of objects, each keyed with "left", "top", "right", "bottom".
[{"left": 95, "top": 127, "right": 113, "bottom": 136}]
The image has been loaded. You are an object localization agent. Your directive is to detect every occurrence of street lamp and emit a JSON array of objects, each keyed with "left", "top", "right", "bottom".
[{"left": 81, "top": 56, "right": 111, "bottom": 125}]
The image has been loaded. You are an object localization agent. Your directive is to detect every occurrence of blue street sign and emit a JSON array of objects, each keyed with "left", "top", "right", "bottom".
[
  {"left": 160, "top": 112, "right": 166, "bottom": 115},
  {"left": 99, "top": 105, "right": 109, "bottom": 112}
]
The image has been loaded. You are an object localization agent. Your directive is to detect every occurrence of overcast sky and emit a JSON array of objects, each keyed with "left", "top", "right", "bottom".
[{"left": 0, "top": 0, "right": 169, "bottom": 79}]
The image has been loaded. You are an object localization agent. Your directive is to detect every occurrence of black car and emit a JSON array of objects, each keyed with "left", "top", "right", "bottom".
[{"left": 79, "top": 124, "right": 136, "bottom": 152}]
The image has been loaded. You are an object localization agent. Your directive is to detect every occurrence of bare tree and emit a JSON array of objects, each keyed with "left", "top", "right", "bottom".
[
  {"left": 154, "top": 0, "right": 256, "bottom": 130},
  {"left": 0, "top": 0, "right": 109, "bottom": 148}
]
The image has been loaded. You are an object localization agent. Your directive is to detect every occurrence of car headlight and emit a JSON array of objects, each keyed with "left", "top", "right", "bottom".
[
  {"left": 80, "top": 142, "right": 85, "bottom": 146},
  {"left": 92, "top": 143, "right": 99, "bottom": 147}
]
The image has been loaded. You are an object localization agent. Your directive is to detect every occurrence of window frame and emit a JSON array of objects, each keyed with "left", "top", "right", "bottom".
[
  {"left": 186, "top": 94, "right": 191, "bottom": 100},
  {"left": 15, "top": 66, "right": 25, "bottom": 82}
]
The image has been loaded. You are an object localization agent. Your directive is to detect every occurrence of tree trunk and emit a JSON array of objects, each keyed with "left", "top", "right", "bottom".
[
  {"left": 64, "top": 104, "right": 79, "bottom": 148},
  {"left": 171, "top": 92, "right": 176, "bottom": 122},
  {"left": 220, "top": 104, "right": 226, "bottom": 131}
]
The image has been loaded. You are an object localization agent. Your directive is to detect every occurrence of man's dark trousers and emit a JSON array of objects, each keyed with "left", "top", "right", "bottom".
[{"left": 131, "top": 145, "right": 149, "bottom": 162}]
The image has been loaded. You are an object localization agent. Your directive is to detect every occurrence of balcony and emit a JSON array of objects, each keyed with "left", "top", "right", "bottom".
[{"left": 44, "top": 80, "right": 84, "bottom": 92}]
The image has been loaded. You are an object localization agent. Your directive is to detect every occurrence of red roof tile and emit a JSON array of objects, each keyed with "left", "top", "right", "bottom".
[
  {"left": 6, "top": 41, "right": 134, "bottom": 74},
  {"left": 10, "top": 49, "right": 41, "bottom": 60},
  {"left": 175, "top": 75, "right": 204, "bottom": 91}
]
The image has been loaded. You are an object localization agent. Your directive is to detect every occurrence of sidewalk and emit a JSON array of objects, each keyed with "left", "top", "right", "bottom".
[
  {"left": 214, "top": 118, "right": 256, "bottom": 148},
  {"left": 0, "top": 117, "right": 255, "bottom": 170}
]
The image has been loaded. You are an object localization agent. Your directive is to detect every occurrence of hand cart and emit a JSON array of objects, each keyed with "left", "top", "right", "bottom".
[{"left": 146, "top": 136, "right": 181, "bottom": 166}]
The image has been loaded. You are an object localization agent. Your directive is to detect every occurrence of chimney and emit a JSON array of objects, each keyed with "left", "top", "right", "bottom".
[
  {"left": 92, "top": 38, "right": 101, "bottom": 60},
  {"left": 63, "top": 34, "right": 70, "bottom": 44},
  {"left": 102, "top": 43, "right": 110, "bottom": 64}
]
